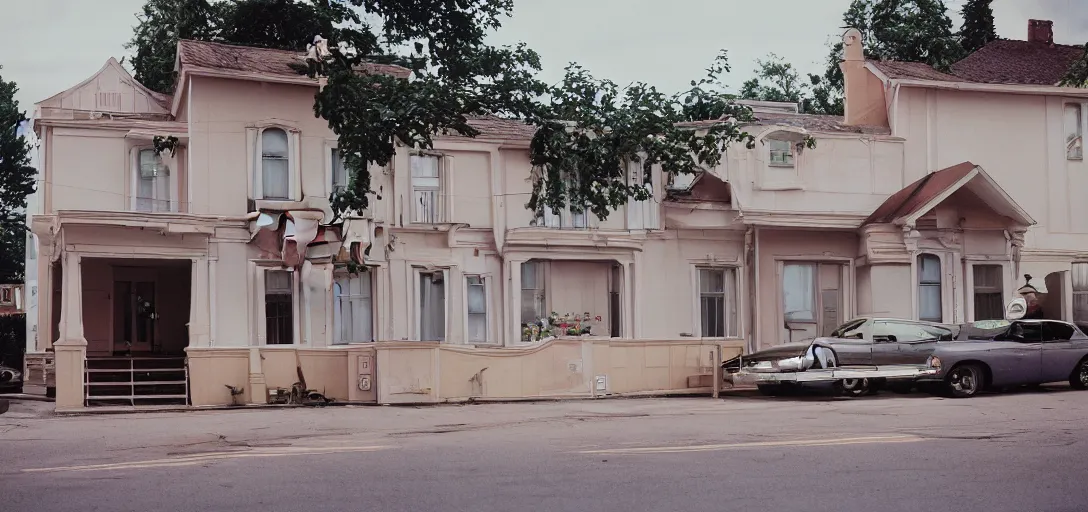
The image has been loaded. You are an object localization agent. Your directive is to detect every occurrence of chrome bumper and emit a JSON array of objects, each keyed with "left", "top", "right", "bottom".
[{"left": 728, "top": 366, "right": 940, "bottom": 386}]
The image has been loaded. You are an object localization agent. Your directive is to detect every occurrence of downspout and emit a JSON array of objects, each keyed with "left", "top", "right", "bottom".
[{"left": 750, "top": 226, "right": 760, "bottom": 355}]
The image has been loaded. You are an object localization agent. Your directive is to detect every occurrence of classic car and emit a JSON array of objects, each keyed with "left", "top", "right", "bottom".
[
  {"left": 723, "top": 317, "right": 953, "bottom": 396},
  {"left": 924, "top": 314, "right": 1088, "bottom": 398}
]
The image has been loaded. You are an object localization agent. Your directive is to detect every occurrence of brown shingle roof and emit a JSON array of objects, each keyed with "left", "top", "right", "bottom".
[
  {"left": 177, "top": 40, "right": 411, "bottom": 79},
  {"left": 870, "top": 39, "right": 1085, "bottom": 86},
  {"left": 951, "top": 39, "right": 1084, "bottom": 85},
  {"left": 870, "top": 61, "right": 963, "bottom": 82},
  {"left": 463, "top": 116, "right": 538, "bottom": 141},
  {"left": 865, "top": 161, "right": 977, "bottom": 225}
]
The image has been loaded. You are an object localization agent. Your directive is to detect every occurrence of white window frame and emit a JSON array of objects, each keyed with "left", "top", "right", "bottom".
[
  {"left": 966, "top": 262, "right": 1008, "bottom": 322},
  {"left": 247, "top": 123, "right": 301, "bottom": 202},
  {"left": 333, "top": 269, "right": 375, "bottom": 344},
  {"left": 520, "top": 260, "right": 548, "bottom": 326},
  {"left": 1066, "top": 102, "right": 1083, "bottom": 161},
  {"left": 129, "top": 146, "right": 177, "bottom": 213},
  {"left": 0, "top": 285, "right": 12, "bottom": 306},
  {"left": 756, "top": 129, "right": 806, "bottom": 191},
  {"left": 329, "top": 146, "right": 349, "bottom": 196},
  {"left": 254, "top": 265, "right": 301, "bottom": 345},
  {"left": 410, "top": 152, "right": 446, "bottom": 224},
  {"left": 626, "top": 158, "right": 660, "bottom": 230},
  {"left": 1072, "top": 262, "right": 1088, "bottom": 324},
  {"left": 463, "top": 274, "right": 493, "bottom": 344},
  {"left": 768, "top": 139, "right": 795, "bottom": 167},
  {"left": 694, "top": 266, "right": 740, "bottom": 339},
  {"left": 776, "top": 259, "right": 851, "bottom": 343},
  {"left": 413, "top": 267, "right": 450, "bottom": 342},
  {"left": 916, "top": 253, "right": 944, "bottom": 323}
]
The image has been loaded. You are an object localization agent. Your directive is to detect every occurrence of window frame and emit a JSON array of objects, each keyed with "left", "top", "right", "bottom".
[
  {"left": 695, "top": 266, "right": 740, "bottom": 339},
  {"left": 248, "top": 124, "right": 301, "bottom": 202},
  {"left": 520, "top": 261, "right": 548, "bottom": 326},
  {"left": 767, "top": 139, "right": 795, "bottom": 167},
  {"left": 626, "top": 158, "right": 660, "bottom": 230},
  {"left": 0, "top": 285, "right": 12, "bottom": 306},
  {"left": 969, "top": 263, "right": 1005, "bottom": 322},
  {"left": 410, "top": 152, "right": 445, "bottom": 224},
  {"left": 917, "top": 253, "right": 944, "bottom": 323},
  {"left": 463, "top": 274, "right": 492, "bottom": 344},
  {"left": 255, "top": 266, "right": 300, "bottom": 346},
  {"left": 1066, "top": 102, "right": 1083, "bottom": 161},
  {"left": 413, "top": 267, "right": 450, "bottom": 342},
  {"left": 333, "top": 269, "right": 376, "bottom": 344},
  {"left": 129, "top": 146, "right": 176, "bottom": 213},
  {"left": 1073, "top": 262, "right": 1088, "bottom": 324}
]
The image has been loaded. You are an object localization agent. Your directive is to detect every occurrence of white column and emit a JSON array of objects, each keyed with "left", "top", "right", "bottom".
[
  {"left": 54, "top": 252, "right": 87, "bottom": 409},
  {"left": 58, "top": 252, "right": 85, "bottom": 345},
  {"left": 631, "top": 253, "right": 643, "bottom": 339},
  {"left": 622, "top": 261, "right": 634, "bottom": 339},
  {"left": 506, "top": 259, "right": 523, "bottom": 346},
  {"left": 188, "top": 258, "right": 210, "bottom": 348}
]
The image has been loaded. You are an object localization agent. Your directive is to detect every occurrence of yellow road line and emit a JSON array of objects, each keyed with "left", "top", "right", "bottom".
[
  {"left": 24, "top": 445, "right": 393, "bottom": 473},
  {"left": 578, "top": 435, "right": 923, "bottom": 455}
]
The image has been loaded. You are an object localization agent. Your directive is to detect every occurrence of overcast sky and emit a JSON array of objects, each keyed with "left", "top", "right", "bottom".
[{"left": 2, "top": 0, "right": 1087, "bottom": 116}]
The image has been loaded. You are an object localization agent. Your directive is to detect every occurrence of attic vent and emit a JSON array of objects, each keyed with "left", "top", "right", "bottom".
[{"left": 97, "top": 92, "right": 122, "bottom": 111}]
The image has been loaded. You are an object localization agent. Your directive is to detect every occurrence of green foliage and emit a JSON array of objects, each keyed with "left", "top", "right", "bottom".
[
  {"left": 126, "top": 0, "right": 225, "bottom": 93},
  {"left": 527, "top": 52, "right": 755, "bottom": 220},
  {"left": 1060, "top": 45, "right": 1088, "bottom": 88},
  {"left": 813, "top": 0, "right": 964, "bottom": 116},
  {"left": 0, "top": 66, "right": 35, "bottom": 283},
  {"left": 739, "top": 54, "right": 804, "bottom": 104},
  {"left": 958, "top": 0, "right": 998, "bottom": 54}
]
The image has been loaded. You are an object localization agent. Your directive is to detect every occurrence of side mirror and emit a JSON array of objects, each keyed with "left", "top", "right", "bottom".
[{"left": 1005, "top": 297, "right": 1027, "bottom": 321}]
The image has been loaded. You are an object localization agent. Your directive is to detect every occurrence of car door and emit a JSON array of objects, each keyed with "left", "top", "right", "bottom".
[
  {"left": 900, "top": 324, "right": 953, "bottom": 365},
  {"left": 1040, "top": 321, "right": 1082, "bottom": 383},
  {"left": 825, "top": 319, "right": 874, "bottom": 366},
  {"left": 870, "top": 321, "right": 946, "bottom": 365},
  {"left": 989, "top": 321, "right": 1044, "bottom": 386}
]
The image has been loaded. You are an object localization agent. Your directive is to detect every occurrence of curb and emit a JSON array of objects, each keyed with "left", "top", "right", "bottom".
[{"left": 0, "top": 393, "right": 55, "bottom": 403}]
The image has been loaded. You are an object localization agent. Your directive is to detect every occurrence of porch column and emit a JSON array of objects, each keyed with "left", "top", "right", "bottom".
[
  {"left": 622, "top": 260, "right": 635, "bottom": 339},
  {"left": 188, "top": 258, "right": 211, "bottom": 348},
  {"left": 506, "top": 259, "right": 523, "bottom": 346},
  {"left": 54, "top": 252, "right": 86, "bottom": 409}
]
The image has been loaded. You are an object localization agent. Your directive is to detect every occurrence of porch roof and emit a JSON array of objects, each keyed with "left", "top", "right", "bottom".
[{"left": 863, "top": 162, "right": 1035, "bottom": 228}]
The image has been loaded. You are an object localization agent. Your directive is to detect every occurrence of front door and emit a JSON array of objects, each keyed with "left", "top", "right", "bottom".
[
  {"left": 780, "top": 262, "right": 846, "bottom": 344},
  {"left": 114, "top": 280, "right": 157, "bottom": 354}
]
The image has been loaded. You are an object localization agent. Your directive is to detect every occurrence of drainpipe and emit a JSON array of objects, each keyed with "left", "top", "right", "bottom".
[{"left": 750, "top": 226, "right": 760, "bottom": 354}]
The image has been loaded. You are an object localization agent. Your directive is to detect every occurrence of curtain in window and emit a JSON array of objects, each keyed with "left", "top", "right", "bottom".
[
  {"left": 334, "top": 273, "right": 373, "bottom": 344},
  {"left": 262, "top": 128, "right": 290, "bottom": 199},
  {"left": 331, "top": 148, "right": 347, "bottom": 192},
  {"left": 1066, "top": 104, "right": 1083, "bottom": 159},
  {"left": 466, "top": 276, "right": 487, "bottom": 342},
  {"left": 137, "top": 149, "right": 170, "bottom": 212},
  {"left": 918, "top": 254, "right": 943, "bottom": 322},
  {"left": 782, "top": 263, "right": 816, "bottom": 322},
  {"left": 420, "top": 272, "right": 445, "bottom": 341},
  {"left": 411, "top": 155, "right": 440, "bottom": 223},
  {"left": 520, "top": 262, "right": 545, "bottom": 324}
]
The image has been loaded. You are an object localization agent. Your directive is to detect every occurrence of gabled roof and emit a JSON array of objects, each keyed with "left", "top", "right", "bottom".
[
  {"left": 177, "top": 40, "right": 412, "bottom": 80},
  {"left": 678, "top": 111, "right": 890, "bottom": 136},
  {"left": 952, "top": 39, "right": 1083, "bottom": 85},
  {"left": 868, "top": 39, "right": 1085, "bottom": 87},
  {"left": 36, "top": 58, "right": 170, "bottom": 117},
  {"left": 864, "top": 161, "right": 1034, "bottom": 227}
]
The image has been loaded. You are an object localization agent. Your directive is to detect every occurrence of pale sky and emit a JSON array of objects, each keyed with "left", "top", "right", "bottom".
[{"left": 1, "top": 0, "right": 1087, "bottom": 116}]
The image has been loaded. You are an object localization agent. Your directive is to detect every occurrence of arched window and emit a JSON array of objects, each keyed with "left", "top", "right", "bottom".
[
  {"left": 918, "top": 254, "right": 942, "bottom": 322},
  {"left": 261, "top": 128, "right": 290, "bottom": 199}
]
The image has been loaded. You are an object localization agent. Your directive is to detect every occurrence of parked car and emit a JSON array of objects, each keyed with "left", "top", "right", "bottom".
[
  {"left": 722, "top": 317, "right": 954, "bottom": 396},
  {"left": 923, "top": 315, "right": 1088, "bottom": 398},
  {"left": 0, "top": 364, "right": 22, "bottom": 394}
]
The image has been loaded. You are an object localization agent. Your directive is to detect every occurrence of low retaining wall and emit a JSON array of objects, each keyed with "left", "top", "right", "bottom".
[{"left": 185, "top": 339, "right": 742, "bottom": 407}]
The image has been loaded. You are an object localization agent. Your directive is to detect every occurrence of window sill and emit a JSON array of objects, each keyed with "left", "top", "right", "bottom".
[
  {"left": 254, "top": 199, "right": 306, "bottom": 211},
  {"left": 757, "top": 181, "right": 805, "bottom": 191},
  {"left": 767, "top": 162, "right": 796, "bottom": 168}
]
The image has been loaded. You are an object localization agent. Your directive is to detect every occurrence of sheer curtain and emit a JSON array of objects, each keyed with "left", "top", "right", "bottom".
[
  {"left": 782, "top": 263, "right": 816, "bottom": 322},
  {"left": 419, "top": 272, "right": 446, "bottom": 341},
  {"left": 262, "top": 128, "right": 290, "bottom": 199},
  {"left": 466, "top": 276, "right": 487, "bottom": 342}
]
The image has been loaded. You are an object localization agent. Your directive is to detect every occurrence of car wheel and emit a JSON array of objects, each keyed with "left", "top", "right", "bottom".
[
  {"left": 834, "top": 378, "right": 869, "bottom": 397},
  {"left": 945, "top": 364, "right": 983, "bottom": 398},
  {"left": 1069, "top": 358, "right": 1088, "bottom": 390}
]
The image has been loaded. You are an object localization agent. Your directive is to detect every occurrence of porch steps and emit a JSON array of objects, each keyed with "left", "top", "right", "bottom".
[{"left": 83, "top": 356, "right": 189, "bottom": 407}]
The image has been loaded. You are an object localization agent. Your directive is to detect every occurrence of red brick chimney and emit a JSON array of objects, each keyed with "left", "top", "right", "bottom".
[{"left": 1028, "top": 19, "right": 1054, "bottom": 45}]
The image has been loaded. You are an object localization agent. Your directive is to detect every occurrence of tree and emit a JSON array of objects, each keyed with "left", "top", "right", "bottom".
[
  {"left": 813, "top": 0, "right": 964, "bottom": 116},
  {"left": 1060, "top": 45, "right": 1088, "bottom": 88},
  {"left": 739, "top": 54, "right": 805, "bottom": 104},
  {"left": 218, "top": 0, "right": 344, "bottom": 52},
  {"left": 526, "top": 52, "right": 760, "bottom": 219},
  {"left": 0, "top": 67, "right": 36, "bottom": 283},
  {"left": 127, "top": 0, "right": 224, "bottom": 93},
  {"left": 959, "top": 0, "right": 998, "bottom": 54}
]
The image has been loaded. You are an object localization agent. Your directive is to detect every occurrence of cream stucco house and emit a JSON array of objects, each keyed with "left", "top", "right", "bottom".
[{"left": 23, "top": 19, "right": 1088, "bottom": 409}]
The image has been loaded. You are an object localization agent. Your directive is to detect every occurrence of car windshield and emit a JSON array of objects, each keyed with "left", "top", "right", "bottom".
[{"left": 830, "top": 319, "right": 867, "bottom": 339}]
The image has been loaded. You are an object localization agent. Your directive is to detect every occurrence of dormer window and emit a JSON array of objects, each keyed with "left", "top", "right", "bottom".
[{"left": 768, "top": 139, "right": 794, "bottom": 167}]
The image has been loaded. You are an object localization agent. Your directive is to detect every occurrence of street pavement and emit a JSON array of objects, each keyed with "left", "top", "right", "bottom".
[{"left": 3, "top": 386, "right": 1088, "bottom": 512}]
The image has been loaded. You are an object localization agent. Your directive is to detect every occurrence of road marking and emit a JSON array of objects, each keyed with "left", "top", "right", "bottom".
[
  {"left": 23, "top": 445, "right": 393, "bottom": 473},
  {"left": 577, "top": 435, "right": 923, "bottom": 455}
]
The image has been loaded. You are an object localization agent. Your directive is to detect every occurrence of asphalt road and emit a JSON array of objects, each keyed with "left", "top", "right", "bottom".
[{"left": 4, "top": 386, "right": 1088, "bottom": 512}]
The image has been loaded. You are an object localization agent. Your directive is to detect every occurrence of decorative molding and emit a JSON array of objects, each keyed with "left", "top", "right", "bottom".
[{"left": 738, "top": 209, "right": 868, "bottom": 229}]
